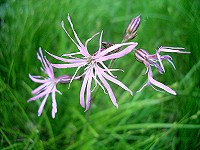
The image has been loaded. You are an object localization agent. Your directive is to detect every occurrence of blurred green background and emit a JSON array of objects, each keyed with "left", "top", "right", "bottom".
[{"left": 0, "top": 0, "right": 199, "bottom": 149}]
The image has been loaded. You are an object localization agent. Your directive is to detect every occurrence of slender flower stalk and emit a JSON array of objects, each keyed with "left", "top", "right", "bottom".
[
  {"left": 46, "top": 15, "right": 138, "bottom": 111},
  {"left": 135, "top": 47, "right": 190, "bottom": 95}
]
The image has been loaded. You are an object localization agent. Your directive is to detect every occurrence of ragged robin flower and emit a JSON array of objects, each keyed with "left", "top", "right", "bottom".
[
  {"left": 28, "top": 48, "right": 62, "bottom": 118},
  {"left": 28, "top": 48, "right": 77, "bottom": 118},
  {"left": 134, "top": 47, "right": 190, "bottom": 95},
  {"left": 46, "top": 15, "right": 138, "bottom": 111}
]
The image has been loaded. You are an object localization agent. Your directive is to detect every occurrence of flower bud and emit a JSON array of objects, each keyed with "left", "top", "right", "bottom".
[
  {"left": 123, "top": 15, "right": 140, "bottom": 42},
  {"left": 134, "top": 49, "right": 148, "bottom": 63}
]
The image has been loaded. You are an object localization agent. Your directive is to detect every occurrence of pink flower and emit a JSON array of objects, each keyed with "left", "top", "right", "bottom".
[
  {"left": 135, "top": 47, "right": 190, "bottom": 95},
  {"left": 28, "top": 48, "right": 62, "bottom": 118},
  {"left": 46, "top": 15, "right": 138, "bottom": 111}
]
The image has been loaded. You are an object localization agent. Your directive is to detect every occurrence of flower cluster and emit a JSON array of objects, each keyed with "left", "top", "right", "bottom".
[{"left": 28, "top": 15, "right": 190, "bottom": 118}]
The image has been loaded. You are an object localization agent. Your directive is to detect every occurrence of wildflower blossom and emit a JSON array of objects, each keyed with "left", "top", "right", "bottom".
[
  {"left": 28, "top": 48, "right": 62, "bottom": 118},
  {"left": 46, "top": 15, "right": 138, "bottom": 111},
  {"left": 135, "top": 47, "right": 190, "bottom": 95}
]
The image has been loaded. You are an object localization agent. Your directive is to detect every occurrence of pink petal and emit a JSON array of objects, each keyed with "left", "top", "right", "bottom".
[
  {"left": 29, "top": 74, "right": 46, "bottom": 83},
  {"left": 51, "top": 88, "right": 57, "bottom": 118},
  {"left": 95, "top": 42, "right": 136, "bottom": 58},
  {"left": 148, "top": 73, "right": 176, "bottom": 95},
  {"left": 56, "top": 88, "right": 62, "bottom": 95},
  {"left": 38, "top": 93, "right": 49, "bottom": 116},
  {"left": 158, "top": 47, "right": 190, "bottom": 54},
  {"left": 32, "top": 82, "right": 50, "bottom": 94},
  {"left": 44, "top": 57, "right": 55, "bottom": 78},
  {"left": 99, "top": 31, "right": 103, "bottom": 50},
  {"left": 61, "top": 20, "right": 80, "bottom": 50},
  {"left": 29, "top": 75, "right": 45, "bottom": 79},
  {"left": 52, "top": 62, "right": 86, "bottom": 68},
  {"left": 61, "top": 20, "right": 89, "bottom": 57},
  {"left": 85, "top": 71, "right": 93, "bottom": 111},
  {"left": 28, "top": 90, "right": 48, "bottom": 102},
  {"left": 28, "top": 84, "right": 53, "bottom": 102},
  {"left": 67, "top": 15, "right": 90, "bottom": 57},
  {"left": 166, "top": 59, "right": 176, "bottom": 70},
  {"left": 85, "top": 32, "right": 100, "bottom": 49},
  {"left": 92, "top": 67, "right": 107, "bottom": 94},
  {"left": 68, "top": 66, "right": 82, "bottom": 88},
  {"left": 80, "top": 69, "right": 91, "bottom": 108},
  {"left": 98, "top": 61, "right": 116, "bottom": 78},
  {"left": 99, "top": 43, "right": 137, "bottom": 61},
  {"left": 156, "top": 52, "right": 165, "bottom": 72},
  {"left": 96, "top": 69, "right": 118, "bottom": 108},
  {"left": 38, "top": 48, "right": 49, "bottom": 72},
  {"left": 136, "top": 82, "right": 148, "bottom": 93},
  {"left": 95, "top": 31, "right": 103, "bottom": 56},
  {"left": 46, "top": 50, "right": 84, "bottom": 63},
  {"left": 97, "top": 66, "right": 133, "bottom": 95}
]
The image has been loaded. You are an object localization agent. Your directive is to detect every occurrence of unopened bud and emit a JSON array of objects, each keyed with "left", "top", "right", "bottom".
[
  {"left": 127, "top": 16, "right": 140, "bottom": 34},
  {"left": 123, "top": 15, "right": 140, "bottom": 42},
  {"left": 134, "top": 49, "right": 148, "bottom": 63}
]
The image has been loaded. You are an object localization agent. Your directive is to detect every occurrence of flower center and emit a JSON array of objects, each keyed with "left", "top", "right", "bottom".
[{"left": 87, "top": 56, "right": 95, "bottom": 66}]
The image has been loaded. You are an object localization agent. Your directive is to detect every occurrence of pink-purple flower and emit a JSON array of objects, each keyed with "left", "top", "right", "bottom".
[
  {"left": 46, "top": 15, "right": 138, "bottom": 111},
  {"left": 134, "top": 47, "right": 190, "bottom": 95},
  {"left": 28, "top": 48, "right": 62, "bottom": 118}
]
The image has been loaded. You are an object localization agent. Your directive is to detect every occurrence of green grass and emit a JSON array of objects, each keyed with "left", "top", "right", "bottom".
[{"left": 0, "top": 0, "right": 199, "bottom": 149}]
